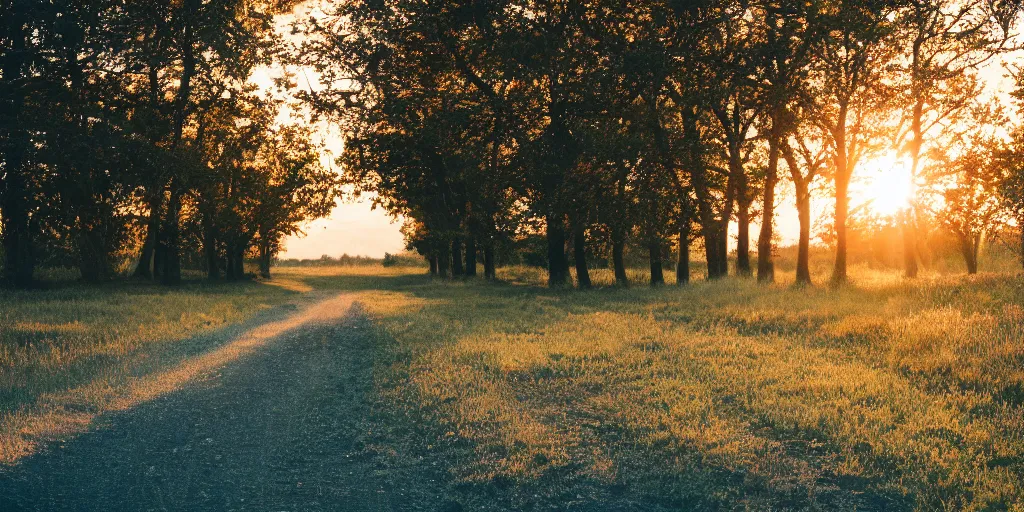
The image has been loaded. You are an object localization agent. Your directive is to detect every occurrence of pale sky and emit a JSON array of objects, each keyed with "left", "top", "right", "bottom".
[
  {"left": 247, "top": 3, "right": 405, "bottom": 260},
  {"left": 279, "top": 200, "right": 406, "bottom": 259}
]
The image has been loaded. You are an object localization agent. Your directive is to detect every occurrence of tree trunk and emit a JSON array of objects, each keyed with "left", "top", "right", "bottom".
[
  {"left": 757, "top": 136, "right": 779, "bottom": 283},
  {"left": 224, "top": 243, "right": 237, "bottom": 281},
  {"left": 902, "top": 212, "right": 919, "bottom": 278},
  {"left": 795, "top": 181, "right": 812, "bottom": 286},
  {"left": 717, "top": 222, "right": 730, "bottom": 278},
  {"left": 573, "top": 225, "right": 591, "bottom": 289},
  {"left": 203, "top": 205, "right": 219, "bottom": 281},
  {"left": 703, "top": 230, "right": 720, "bottom": 279},
  {"left": 437, "top": 241, "right": 451, "bottom": 279},
  {"left": 832, "top": 173, "right": 850, "bottom": 285},
  {"left": 546, "top": 212, "right": 569, "bottom": 286},
  {"left": 77, "top": 212, "right": 111, "bottom": 284},
  {"left": 677, "top": 225, "right": 690, "bottom": 285},
  {"left": 161, "top": 184, "right": 182, "bottom": 285},
  {"left": 465, "top": 236, "right": 477, "bottom": 277},
  {"left": 258, "top": 240, "right": 271, "bottom": 279},
  {"left": 973, "top": 231, "right": 985, "bottom": 274},
  {"left": 153, "top": 228, "right": 165, "bottom": 280},
  {"left": 612, "top": 231, "right": 628, "bottom": 287},
  {"left": 736, "top": 199, "right": 752, "bottom": 276},
  {"left": 451, "top": 237, "right": 464, "bottom": 276},
  {"left": 649, "top": 241, "right": 664, "bottom": 286},
  {"left": 234, "top": 246, "right": 246, "bottom": 280},
  {"left": 134, "top": 192, "right": 163, "bottom": 279},
  {"left": 226, "top": 243, "right": 246, "bottom": 281},
  {"left": 429, "top": 255, "right": 438, "bottom": 276},
  {"left": 224, "top": 246, "right": 235, "bottom": 280},
  {"left": 484, "top": 242, "right": 496, "bottom": 280},
  {"left": 782, "top": 143, "right": 812, "bottom": 286},
  {"left": 960, "top": 235, "right": 978, "bottom": 275}
]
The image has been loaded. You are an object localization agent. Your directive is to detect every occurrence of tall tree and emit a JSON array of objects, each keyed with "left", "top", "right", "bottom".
[
  {"left": 121, "top": 0, "right": 281, "bottom": 284},
  {"left": 251, "top": 126, "right": 338, "bottom": 278},
  {"left": 754, "top": 0, "right": 814, "bottom": 283},
  {"left": 807, "top": 0, "right": 899, "bottom": 285},
  {"left": 1, "top": 0, "right": 44, "bottom": 288},
  {"left": 782, "top": 122, "right": 832, "bottom": 285},
  {"left": 894, "top": 0, "right": 1018, "bottom": 278},
  {"left": 933, "top": 135, "right": 1007, "bottom": 274}
]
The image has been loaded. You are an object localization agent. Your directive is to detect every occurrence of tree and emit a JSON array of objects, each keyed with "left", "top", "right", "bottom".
[
  {"left": 707, "top": 3, "right": 763, "bottom": 277},
  {"left": 754, "top": 0, "right": 815, "bottom": 283},
  {"left": 893, "top": 0, "right": 1017, "bottom": 278},
  {"left": 782, "top": 121, "right": 832, "bottom": 285},
  {"left": 2, "top": 0, "right": 51, "bottom": 287},
  {"left": 635, "top": 0, "right": 736, "bottom": 281},
  {"left": 933, "top": 135, "right": 1008, "bottom": 274},
  {"left": 120, "top": 0, "right": 281, "bottom": 285},
  {"left": 251, "top": 127, "right": 338, "bottom": 278},
  {"left": 806, "top": 0, "right": 900, "bottom": 285}
]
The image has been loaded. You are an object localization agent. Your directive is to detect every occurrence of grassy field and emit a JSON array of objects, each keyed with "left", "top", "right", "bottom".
[{"left": 3, "top": 263, "right": 1024, "bottom": 510}]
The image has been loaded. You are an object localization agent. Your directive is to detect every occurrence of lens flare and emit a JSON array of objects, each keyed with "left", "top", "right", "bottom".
[{"left": 851, "top": 153, "right": 914, "bottom": 218}]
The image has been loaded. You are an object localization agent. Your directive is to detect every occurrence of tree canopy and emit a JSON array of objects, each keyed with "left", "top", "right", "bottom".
[
  {"left": 1, "top": 0, "right": 338, "bottom": 287},
  {"left": 298, "top": 0, "right": 1024, "bottom": 285},
  {"left": 3, "top": 0, "right": 1024, "bottom": 288}
]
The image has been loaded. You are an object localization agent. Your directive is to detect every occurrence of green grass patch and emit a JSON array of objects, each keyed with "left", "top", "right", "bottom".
[
  {"left": 344, "top": 266, "right": 1024, "bottom": 510},
  {"left": 4, "top": 264, "right": 1024, "bottom": 510}
]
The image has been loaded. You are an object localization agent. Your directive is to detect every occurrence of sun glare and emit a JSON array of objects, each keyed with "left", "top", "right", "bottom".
[{"left": 851, "top": 153, "right": 914, "bottom": 218}]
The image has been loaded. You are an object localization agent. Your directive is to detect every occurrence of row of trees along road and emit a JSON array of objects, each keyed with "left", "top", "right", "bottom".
[
  {"left": 1, "top": 0, "right": 340, "bottom": 288},
  {"left": 302, "top": 0, "right": 1024, "bottom": 287}
]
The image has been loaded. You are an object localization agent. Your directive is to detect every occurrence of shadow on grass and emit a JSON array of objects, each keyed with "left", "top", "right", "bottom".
[
  {"left": 331, "top": 268, "right": 1023, "bottom": 510},
  {"left": 4, "top": 267, "right": 1022, "bottom": 509}
]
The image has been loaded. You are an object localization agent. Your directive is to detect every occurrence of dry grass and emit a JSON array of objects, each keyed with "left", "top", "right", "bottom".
[
  {"left": 347, "top": 264, "right": 1024, "bottom": 510},
  {"left": 0, "top": 267, "right": 420, "bottom": 463},
  {"left": 3, "top": 263, "right": 1024, "bottom": 510}
]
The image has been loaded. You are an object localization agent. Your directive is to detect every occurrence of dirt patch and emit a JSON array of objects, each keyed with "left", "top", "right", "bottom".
[{"left": 0, "top": 297, "right": 448, "bottom": 511}]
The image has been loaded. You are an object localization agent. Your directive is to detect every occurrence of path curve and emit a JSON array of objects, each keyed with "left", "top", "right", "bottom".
[{"left": 0, "top": 294, "right": 440, "bottom": 511}]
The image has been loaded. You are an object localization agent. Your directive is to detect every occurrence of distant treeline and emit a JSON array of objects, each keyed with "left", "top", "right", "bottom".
[{"left": 276, "top": 253, "right": 426, "bottom": 268}]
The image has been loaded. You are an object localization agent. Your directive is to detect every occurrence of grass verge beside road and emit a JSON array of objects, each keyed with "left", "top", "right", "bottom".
[{"left": 3, "top": 264, "right": 1024, "bottom": 510}]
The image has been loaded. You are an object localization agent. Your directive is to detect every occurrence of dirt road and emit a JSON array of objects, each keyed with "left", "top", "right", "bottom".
[{"left": 0, "top": 294, "right": 447, "bottom": 511}]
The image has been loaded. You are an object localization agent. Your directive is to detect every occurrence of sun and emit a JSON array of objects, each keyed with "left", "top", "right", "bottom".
[{"left": 851, "top": 152, "right": 914, "bottom": 218}]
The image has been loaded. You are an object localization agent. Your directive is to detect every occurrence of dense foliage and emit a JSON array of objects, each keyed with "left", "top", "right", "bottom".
[
  {"left": 0, "top": 0, "right": 339, "bottom": 287},
  {"left": 301, "top": 0, "right": 1024, "bottom": 287},
  {"left": 5, "top": 0, "right": 1024, "bottom": 289}
]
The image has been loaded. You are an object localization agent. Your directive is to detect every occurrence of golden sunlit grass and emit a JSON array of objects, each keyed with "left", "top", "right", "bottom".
[
  {"left": 347, "top": 264, "right": 1024, "bottom": 510},
  {"left": 0, "top": 279, "right": 301, "bottom": 462},
  {"left": 0, "top": 266, "right": 422, "bottom": 464},
  {"left": 3, "top": 263, "right": 1024, "bottom": 509}
]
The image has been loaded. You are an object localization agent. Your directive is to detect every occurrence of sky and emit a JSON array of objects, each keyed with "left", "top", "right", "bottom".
[
  {"left": 278, "top": 200, "right": 406, "bottom": 259},
  {"left": 247, "top": 3, "right": 407, "bottom": 260},
  {"left": 257, "top": 4, "right": 1020, "bottom": 260}
]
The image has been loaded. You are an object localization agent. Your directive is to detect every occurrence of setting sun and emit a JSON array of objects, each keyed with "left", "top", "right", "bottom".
[{"left": 851, "top": 153, "right": 915, "bottom": 218}]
